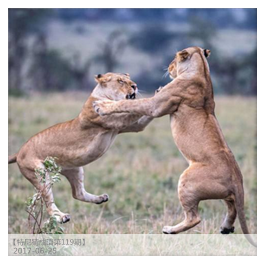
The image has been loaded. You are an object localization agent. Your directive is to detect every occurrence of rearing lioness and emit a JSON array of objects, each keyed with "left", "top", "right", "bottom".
[
  {"left": 93, "top": 47, "right": 256, "bottom": 246},
  {"left": 8, "top": 73, "right": 153, "bottom": 223}
]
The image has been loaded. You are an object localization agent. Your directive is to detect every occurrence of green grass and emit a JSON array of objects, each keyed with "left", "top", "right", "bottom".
[{"left": 8, "top": 93, "right": 257, "bottom": 234}]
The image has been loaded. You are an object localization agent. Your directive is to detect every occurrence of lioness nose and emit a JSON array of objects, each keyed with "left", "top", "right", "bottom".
[{"left": 131, "top": 84, "right": 137, "bottom": 90}]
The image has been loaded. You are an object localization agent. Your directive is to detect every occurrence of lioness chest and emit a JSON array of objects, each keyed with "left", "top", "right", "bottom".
[{"left": 169, "top": 105, "right": 222, "bottom": 163}]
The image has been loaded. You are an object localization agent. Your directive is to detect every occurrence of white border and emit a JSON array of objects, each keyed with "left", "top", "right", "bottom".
[{"left": 2, "top": 1, "right": 263, "bottom": 263}]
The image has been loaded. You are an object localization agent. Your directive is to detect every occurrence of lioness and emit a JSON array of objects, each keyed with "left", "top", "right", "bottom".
[
  {"left": 93, "top": 47, "right": 256, "bottom": 246},
  {"left": 8, "top": 73, "right": 153, "bottom": 223}
]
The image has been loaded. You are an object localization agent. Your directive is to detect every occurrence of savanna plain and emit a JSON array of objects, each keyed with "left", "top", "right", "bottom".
[{"left": 8, "top": 93, "right": 257, "bottom": 235}]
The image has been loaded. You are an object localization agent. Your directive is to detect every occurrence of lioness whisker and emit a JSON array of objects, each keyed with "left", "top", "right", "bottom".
[
  {"left": 137, "top": 88, "right": 145, "bottom": 92},
  {"left": 162, "top": 70, "right": 169, "bottom": 79},
  {"left": 136, "top": 92, "right": 144, "bottom": 99}
]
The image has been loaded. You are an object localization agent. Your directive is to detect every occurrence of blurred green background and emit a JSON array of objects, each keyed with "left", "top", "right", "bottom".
[
  {"left": 8, "top": 9, "right": 257, "bottom": 234},
  {"left": 8, "top": 8, "right": 256, "bottom": 95}
]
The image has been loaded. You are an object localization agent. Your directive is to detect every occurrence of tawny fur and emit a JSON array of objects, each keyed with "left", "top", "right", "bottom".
[
  {"left": 93, "top": 47, "right": 256, "bottom": 246},
  {"left": 8, "top": 73, "right": 153, "bottom": 223}
]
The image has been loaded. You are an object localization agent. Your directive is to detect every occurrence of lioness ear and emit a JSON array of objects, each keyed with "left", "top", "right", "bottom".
[
  {"left": 177, "top": 49, "right": 189, "bottom": 62},
  {"left": 95, "top": 74, "right": 112, "bottom": 84},
  {"left": 124, "top": 73, "right": 130, "bottom": 78},
  {"left": 204, "top": 49, "right": 211, "bottom": 58}
]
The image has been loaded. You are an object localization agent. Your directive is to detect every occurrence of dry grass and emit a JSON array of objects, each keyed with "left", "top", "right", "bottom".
[{"left": 8, "top": 93, "right": 257, "bottom": 234}]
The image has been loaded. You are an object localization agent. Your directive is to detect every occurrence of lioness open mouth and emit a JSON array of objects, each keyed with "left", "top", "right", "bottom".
[{"left": 126, "top": 93, "right": 136, "bottom": 100}]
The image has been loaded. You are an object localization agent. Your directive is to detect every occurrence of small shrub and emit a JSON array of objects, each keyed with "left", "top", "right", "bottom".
[{"left": 26, "top": 156, "right": 65, "bottom": 234}]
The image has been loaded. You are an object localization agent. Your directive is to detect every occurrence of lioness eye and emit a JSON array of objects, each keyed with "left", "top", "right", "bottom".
[{"left": 118, "top": 79, "right": 124, "bottom": 84}]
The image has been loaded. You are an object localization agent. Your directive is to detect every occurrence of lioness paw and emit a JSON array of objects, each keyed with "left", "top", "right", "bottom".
[
  {"left": 220, "top": 226, "right": 235, "bottom": 234},
  {"left": 162, "top": 226, "right": 174, "bottom": 234},
  {"left": 61, "top": 214, "right": 71, "bottom": 223},
  {"left": 93, "top": 100, "right": 113, "bottom": 116},
  {"left": 96, "top": 193, "right": 109, "bottom": 204},
  {"left": 53, "top": 213, "right": 71, "bottom": 224},
  {"left": 93, "top": 101, "right": 107, "bottom": 116}
]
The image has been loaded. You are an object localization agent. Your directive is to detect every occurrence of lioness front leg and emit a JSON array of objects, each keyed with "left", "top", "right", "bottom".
[
  {"left": 117, "top": 88, "right": 163, "bottom": 133},
  {"left": 62, "top": 167, "right": 109, "bottom": 204},
  {"left": 118, "top": 116, "right": 153, "bottom": 133},
  {"left": 93, "top": 92, "right": 181, "bottom": 118}
]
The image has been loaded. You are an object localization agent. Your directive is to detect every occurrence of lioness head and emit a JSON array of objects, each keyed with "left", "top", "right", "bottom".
[
  {"left": 168, "top": 47, "right": 211, "bottom": 79},
  {"left": 93, "top": 72, "right": 138, "bottom": 101}
]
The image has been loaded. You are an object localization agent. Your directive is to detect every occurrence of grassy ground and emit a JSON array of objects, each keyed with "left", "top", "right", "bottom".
[{"left": 8, "top": 93, "right": 257, "bottom": 234}]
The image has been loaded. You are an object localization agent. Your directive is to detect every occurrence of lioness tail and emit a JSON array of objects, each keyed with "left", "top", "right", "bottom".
[
  {"left": 234, "top": 181, "right": 257, "bottom": 247},
  {"left": 8, "top": 154, "right": 17, "bottom": 164}
]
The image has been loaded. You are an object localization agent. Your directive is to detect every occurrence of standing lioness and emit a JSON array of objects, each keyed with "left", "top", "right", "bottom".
[
  {"left": 93, "top": 47, "right": 256, "bottom": 246},
  {"left": 8, "top": 73, "right": 153, "bottom": 223}
]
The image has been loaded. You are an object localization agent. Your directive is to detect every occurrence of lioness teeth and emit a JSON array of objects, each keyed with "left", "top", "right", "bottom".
[
  {"left": 126, "top": 93, "right": 136, "bottom": 99},
  {"left": 130, "top": 93, "right": 136, "bottom": 99}
]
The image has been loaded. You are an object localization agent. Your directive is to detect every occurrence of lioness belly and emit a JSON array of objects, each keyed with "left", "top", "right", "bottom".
[
  {"left": 28, "top": 128, "right": 118, "bottom": 168},
  {"left": 60, "top": 130, "right": 118, "bottom": 167}
]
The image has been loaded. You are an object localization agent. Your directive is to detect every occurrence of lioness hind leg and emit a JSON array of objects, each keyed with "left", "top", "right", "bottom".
[
  {"left": 220, "top": 196, "right": 237, "bottom": 234},
  {"left": 17, "top": 159, "right": 70, "bottom": 223},
  {"left": 62, "top": 167, "right": 109, "bottom": 204},
  {"left": 163, "top": 172, "right": 201, "bottom": 234},
  {"left": 163, "top": 197, "right": 201, "bottom": 234}
]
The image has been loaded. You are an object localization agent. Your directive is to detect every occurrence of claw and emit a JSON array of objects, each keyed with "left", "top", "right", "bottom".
[{"left": 155, "top": 86, "right": 163, "bottom": 94}]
